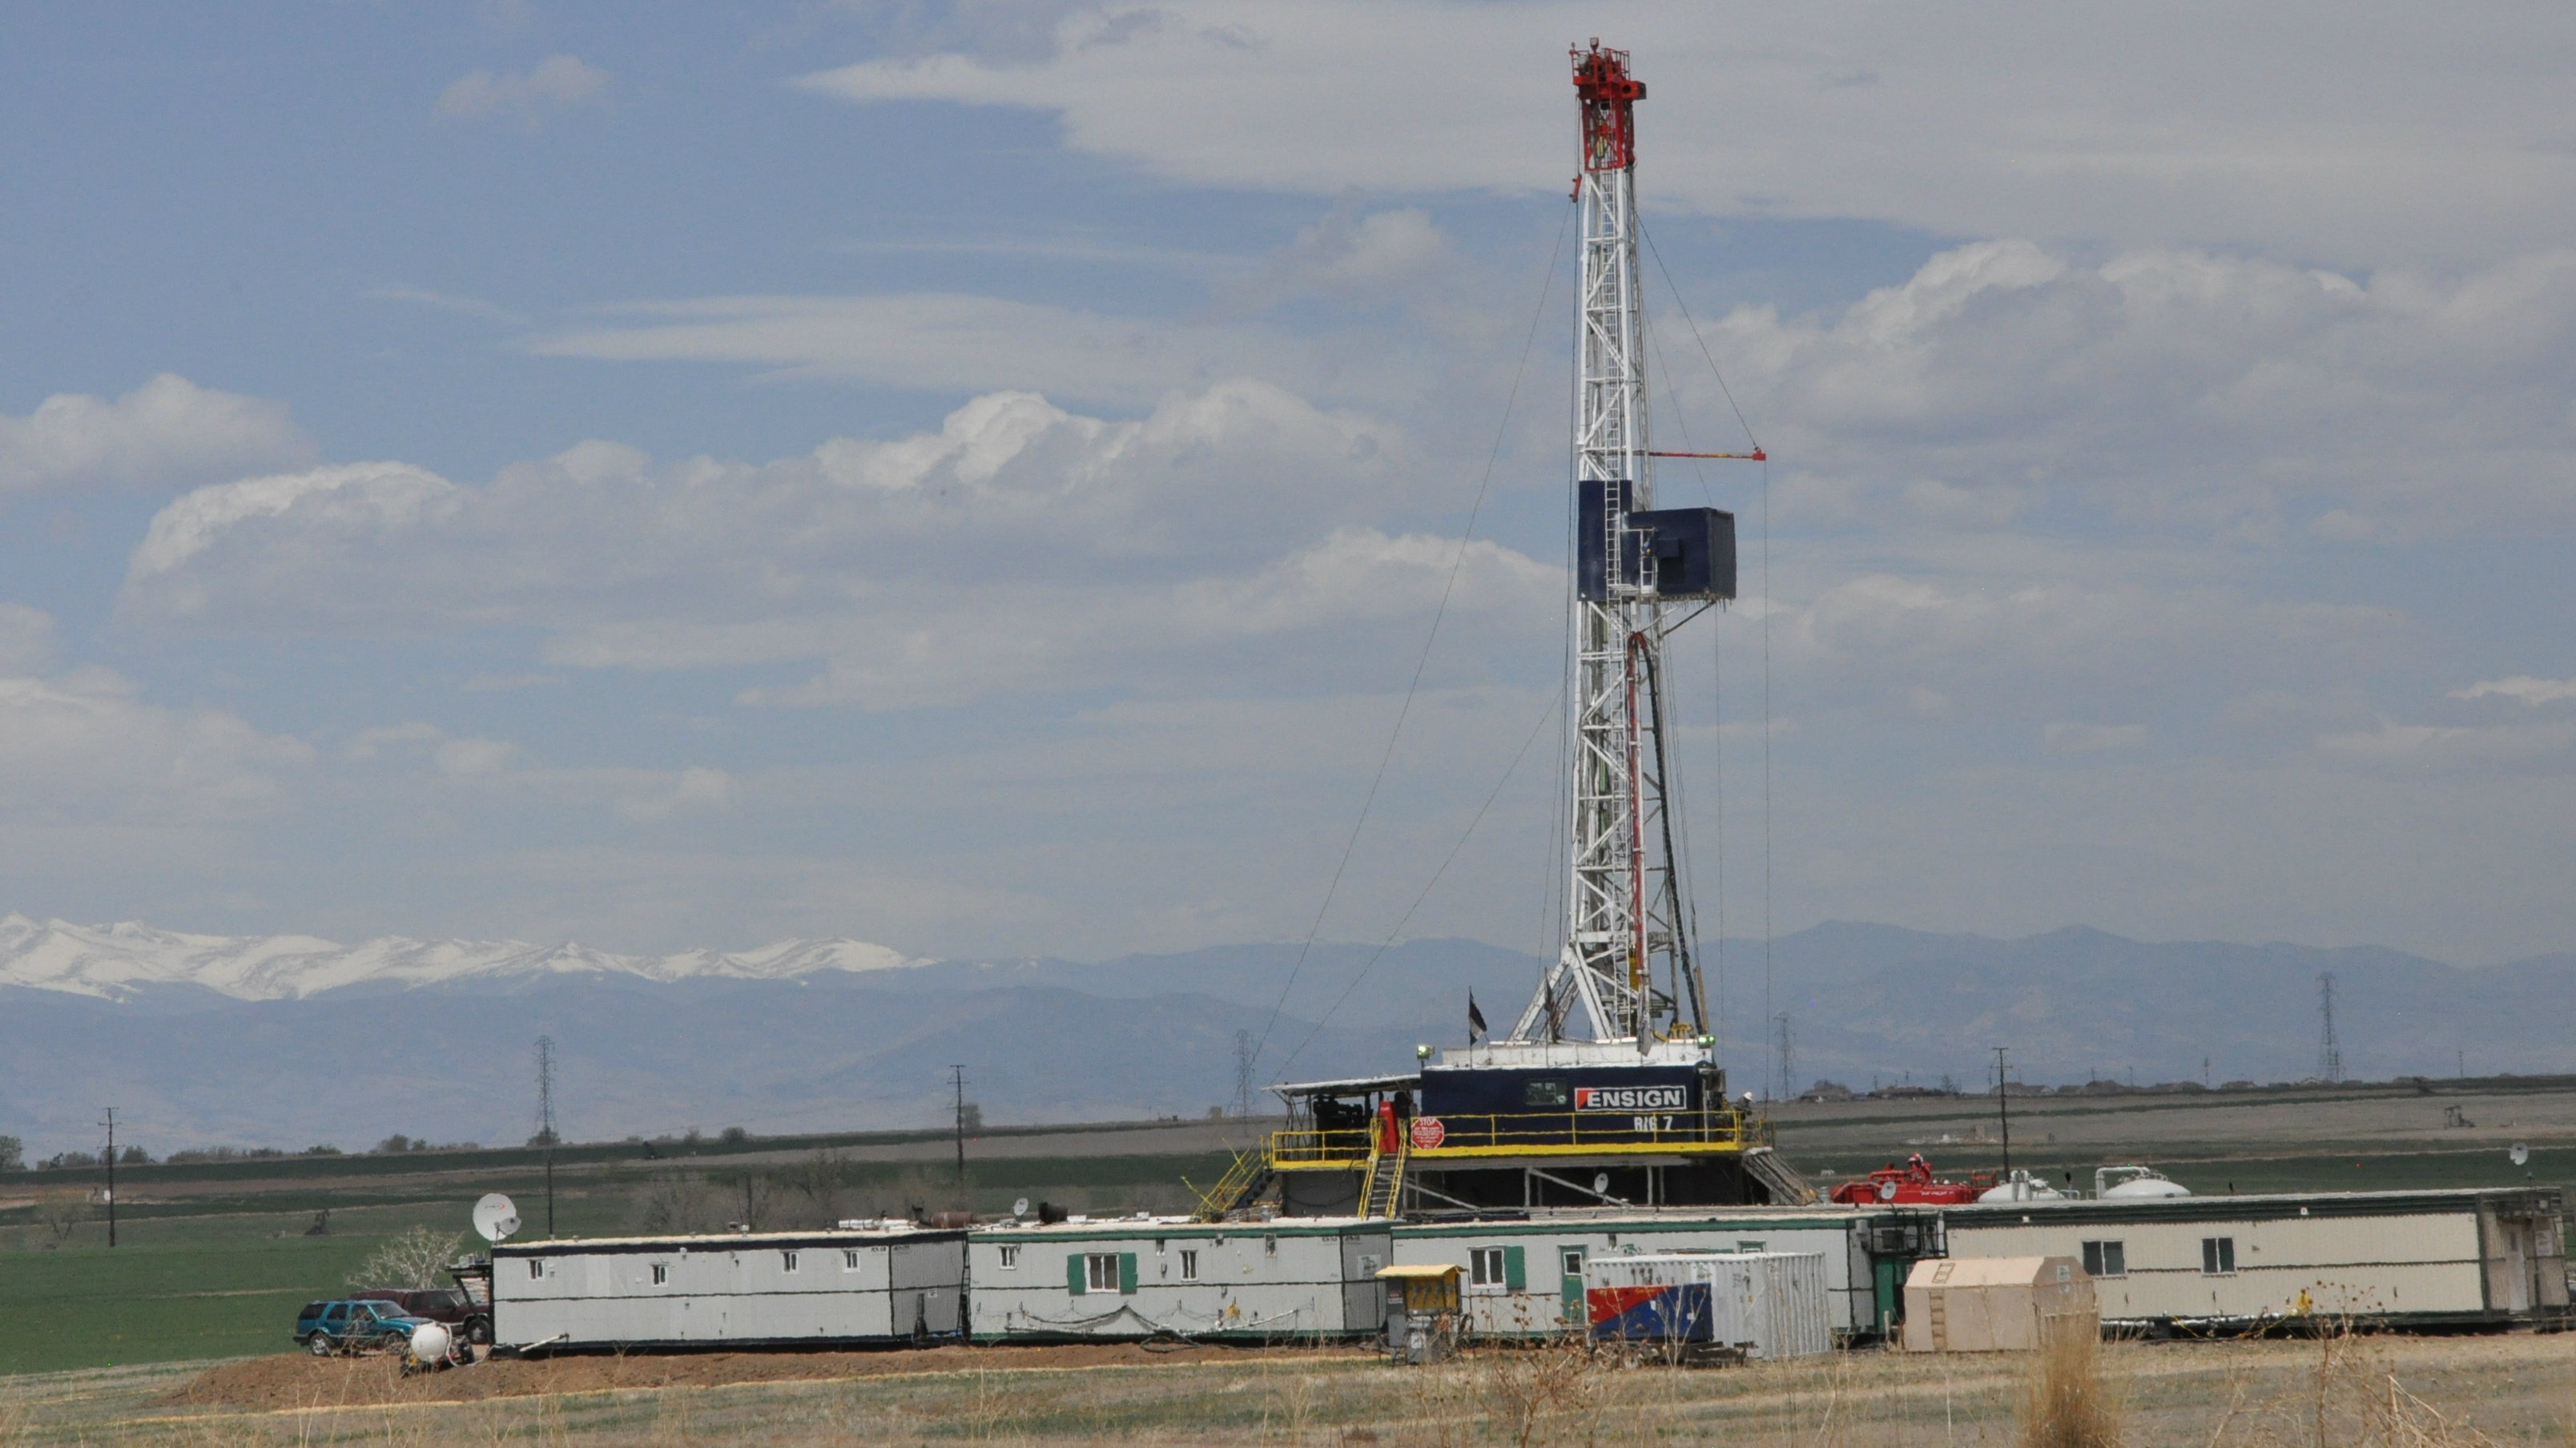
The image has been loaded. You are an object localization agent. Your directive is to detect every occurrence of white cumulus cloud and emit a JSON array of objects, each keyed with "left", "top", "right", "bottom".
[
  {"left": 436, "top": 54, "right": 606, "bottom": 127},
  {"left": 118, "top": 381, "right": 1548, "bottom": 709},
  {"left": 2454, "top": 676, "right": 2576, "bottom": 706},
  {"left": 796, "top": 1, "right": 2576, "bottom": 267},
  {"left": 0, "top": 375, "right": 312, "bottom": 497}
]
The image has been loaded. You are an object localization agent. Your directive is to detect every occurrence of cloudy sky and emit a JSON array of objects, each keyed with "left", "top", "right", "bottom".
[{"left": 5, "top": 2, "right": 2575, "bottom": 971}]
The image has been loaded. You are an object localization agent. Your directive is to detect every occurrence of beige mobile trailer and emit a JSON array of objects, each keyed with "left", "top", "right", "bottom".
[
  {"left": 1939, "top": 1188, "right": 2569, "bottom": 1331},
  {"left": 968, "top": 1216, "right": 1390, "bottom": 1340},
  {"left": 1901, "top": 1256, "right": 2096, "bottom": 1352},
  {"left": 491, "top": 1225, "right": 966, "bottom": 1352},
  {"left": 1391, "top": 1207, "right": 1868, "bottom": 1338}
]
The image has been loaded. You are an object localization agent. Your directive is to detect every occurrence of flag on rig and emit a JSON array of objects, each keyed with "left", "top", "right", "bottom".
[{"left": 1467, "top": 993, "right": 1487, "bottom": 1044}]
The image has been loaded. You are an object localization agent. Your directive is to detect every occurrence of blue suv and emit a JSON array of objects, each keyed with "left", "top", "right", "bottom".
[{"left": 294, "top": 1299, "right": 426, "bottom": 1356}]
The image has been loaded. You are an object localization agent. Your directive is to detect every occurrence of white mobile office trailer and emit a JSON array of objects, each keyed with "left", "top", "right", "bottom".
[
  {"left": 968, "top": 1216, "right": 1392, "bottom": 1340},
  {"left": 1938, "top": 1188, "right": 2569, "bottom": 1330},
  {"left": 490, "top": 1225, "right": 967, "bottom": 1352},
  {"left": 1391, "top": 1208, "right": 1869, "bottom": 1338}
]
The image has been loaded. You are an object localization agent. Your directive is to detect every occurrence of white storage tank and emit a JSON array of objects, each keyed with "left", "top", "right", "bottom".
[
  {"left": 968, "top": 1216, "right": 1391, "bottom": 1341},
  {"left": 1584, "top": 1252, "right": 1830, "bottom": 1360},
  {"left": 491, "top": 1224, "right": 966, "bottom": 1351}
]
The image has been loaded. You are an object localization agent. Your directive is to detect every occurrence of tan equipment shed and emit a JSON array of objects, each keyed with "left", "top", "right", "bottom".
[{"left": 1902, "top": 1256, "right": 2097, "bottom": 1352}]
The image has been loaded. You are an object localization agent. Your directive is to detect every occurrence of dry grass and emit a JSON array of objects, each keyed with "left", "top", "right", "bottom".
[
  {"left": 2019, "top": 1318, "right": 2123, "bottom": 1448},
  {"left": 0, "top": 1329, "right": 2570, "bottom": 1446}
]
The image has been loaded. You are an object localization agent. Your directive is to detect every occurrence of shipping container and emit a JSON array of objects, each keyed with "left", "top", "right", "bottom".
[
  {"left": 490, "top": 1224, "right": 967, "bottom": 1352},
  {"left": 1937, "top": 1188, "right": 2570, "bottom": 1330},
  {"left": 968, "top": 1216, "right": 1390, "bottom": 1341},
  {"left": 1584, "top": 1251, "right": 1831, "bottom": 1359},
  {"left": 1391, "top": 1207, "right": 1868, "bottom": 1337}
]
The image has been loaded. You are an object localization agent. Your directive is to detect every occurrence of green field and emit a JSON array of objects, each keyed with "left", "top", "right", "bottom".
[
  {"left": 0, "top": 1148, "right": 1234, "bottom": 1374},
  {"left": 5, "top": 1084, "right": 2570, "bottom": 1378}
]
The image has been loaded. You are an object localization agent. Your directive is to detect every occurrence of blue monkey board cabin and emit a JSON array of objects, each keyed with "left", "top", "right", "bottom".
[{"left": 1268, "top": 1040, "right": 1814, "bottom": 1218}]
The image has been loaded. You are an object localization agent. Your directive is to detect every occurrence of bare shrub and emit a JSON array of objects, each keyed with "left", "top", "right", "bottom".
[
  {"left": 2018, "top": 1318, "right": 2123, "bottom": 1448},
  {"left": 348, "top": 1225, "right": 466, "bottom": 1289},
  {"left": 1480, "top": 1337, "right": 1609, "bottom": 1448}
]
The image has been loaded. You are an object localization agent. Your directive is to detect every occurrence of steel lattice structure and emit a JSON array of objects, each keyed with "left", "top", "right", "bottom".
[{"left": 1510, "top": 42, "right": 1708, "bottom": 1048}]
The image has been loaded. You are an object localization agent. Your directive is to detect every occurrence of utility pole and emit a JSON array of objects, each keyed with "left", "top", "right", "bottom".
[
  {"left": 536, "top": 1036, "right": 557, "bottom": 1237},
  {"left": 1993, "top": 1047, "right": 2012, "bottom": 1177},
  {"left": 100, "top": 1107, "right": 117, "bottom": 1248},
  {"left": 949, "top": 1065, "right": 968, "bottom": 1197}
]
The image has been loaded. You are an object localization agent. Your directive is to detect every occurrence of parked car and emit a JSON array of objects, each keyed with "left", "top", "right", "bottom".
[
  {"left": 351, "top": 1286, "right": 490, "bottom": 1343},
  {"left": 293, "top": 1299, "right": 427, "bottom": 1356}
]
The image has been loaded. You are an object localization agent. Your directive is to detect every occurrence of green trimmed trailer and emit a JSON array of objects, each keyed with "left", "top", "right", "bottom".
[
  {"left": 968, "top": 1216, "right": 1391, "bottom": 1341},
  {"left": 1391, "top": 1207, "right": 1870, "bottom": 1338},
  {"left": 1938, "top": 1187, "right": 2570, "bottom": 1332},
  {"left": 490, "top": 1225, "right": 966, "bottom": 1352}
]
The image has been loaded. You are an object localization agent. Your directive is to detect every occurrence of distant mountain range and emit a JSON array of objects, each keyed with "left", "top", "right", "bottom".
[{"left": 1, "top": 916, "right": 2570, "bottom": 1159}]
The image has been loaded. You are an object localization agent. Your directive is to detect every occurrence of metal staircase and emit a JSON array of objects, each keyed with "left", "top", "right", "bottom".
[
  {"left": 1357, "top": 1144, "right": 1407, "bottom": 1218},
  {"left": 1188, "top": 1148, "right": 1278, "bottom": 1222}
]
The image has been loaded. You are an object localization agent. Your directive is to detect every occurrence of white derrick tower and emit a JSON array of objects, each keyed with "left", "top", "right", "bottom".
[{"left": 1509, "top": 42, "right": 1739, "bottom": 1050}]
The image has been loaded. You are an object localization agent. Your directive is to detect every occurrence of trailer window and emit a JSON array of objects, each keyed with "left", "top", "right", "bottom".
[
  {"left": 2200, "top": 1237, "right": 2236, "bottom": 1275},
  {"left": 1560, "top": 1249, "right": 1584, "bottom": 1277},
  {"left": 1085, "top": 1253, "right": 1121, "bottom": 1293},
  {"left": 2081, "top": 1241, "right": 2127, "bottom": 1277},
  {"left": 1471, "top": 1248, "right": 1507, "bottom": 1286},
  {"left": 843, "top": 1249, "right": 862, "bottom": 1270},
  {"left": 782, "top": 1251, "right": 799, "bottom": 1273},
  {"left": 527, "top": 1260, "right": 544, "bottom": 1279},
  {"left": 650, "top": 1263, "right": 668, "bottom": 1285},
  {"left": 1180, "top": 1249, "right": 1200, "bottom": 1281},
  {"left": 998, "top": 1245, "right": 1020, "bottom": 1269}
]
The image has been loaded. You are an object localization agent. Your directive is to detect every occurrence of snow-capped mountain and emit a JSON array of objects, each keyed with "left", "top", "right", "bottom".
[{"left": 0, "top": 913, "right": 926, "bottom": 1002}]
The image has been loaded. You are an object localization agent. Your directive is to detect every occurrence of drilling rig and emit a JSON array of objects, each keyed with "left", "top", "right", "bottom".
[{"left": 1265, "top": 43, "right": 1805, "bottom": 1217}]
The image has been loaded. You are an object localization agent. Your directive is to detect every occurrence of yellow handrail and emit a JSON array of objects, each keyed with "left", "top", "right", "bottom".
[{"left": 1271, "top": 1109, "right": 1765, "bottom": 1167}]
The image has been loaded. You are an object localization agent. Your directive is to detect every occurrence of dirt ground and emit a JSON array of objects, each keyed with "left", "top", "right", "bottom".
[
  {"left": 159, "top": 1341, "right": 1371, "bottom": 1412},
  {"left": 0, "top": 1328, "right": 2559, "bottom": 1446}
]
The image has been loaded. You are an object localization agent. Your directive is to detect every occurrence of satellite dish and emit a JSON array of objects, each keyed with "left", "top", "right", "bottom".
[
  {"left": 1592, "top": 1172, "right": 1610, "bottom": 1196},
  {"left": 473, "top": 1193, "right": 521, "bottom": 1243},
  {"left": 1012, "top": 1197, "right": 1031, "bottom": 1221},
  {"left": 2510, "top": 1142, "right": 2531, "bottom": 1167}
]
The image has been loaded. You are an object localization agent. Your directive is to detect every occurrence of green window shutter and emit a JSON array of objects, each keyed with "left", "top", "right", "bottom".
[
  {"left": 1118, "top": 1253, "right": 1138, "bottom": 1295},
  {"left": 1503, "top": 1245, "right": 1527, "bottom": 1292},
  {"left": 1068, "top": 1255, "right": 1086, "bottom": 1296}
]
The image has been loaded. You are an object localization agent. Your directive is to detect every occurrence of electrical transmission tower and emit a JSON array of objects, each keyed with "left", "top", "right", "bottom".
[
  {"left": 1773, "top": 1012, "right": 1794, "bottom": 1101},
  {"left": 1232, "top": 1029, "right": 1255, "bottom": 1120},
  {"left": 535, "top": 1035, "right": 558, "bottom": 1235},
  {"left": 2316, "top": 972, "right": 2342, "bottom": 1083}
]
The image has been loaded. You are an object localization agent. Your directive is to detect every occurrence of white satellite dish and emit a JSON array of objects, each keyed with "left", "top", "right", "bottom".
[
  {"left": 1592, "top": 1172, "right": 1611, "bottom": 1196},
  {"left": 473, "top": 1193, "right": 521, "bottom": 1243},
  {"left": 1012, "top": 1197, "right": 1031, "bottom": 1221},
  {"left": 2510, "top": 1142, "right": 2531, "bottom": 1168}
]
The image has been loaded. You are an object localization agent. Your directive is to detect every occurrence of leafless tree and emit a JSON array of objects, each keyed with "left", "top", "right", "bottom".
[
  {"left": 34, "top": 1192, "right": 87, "bottom": 1247},
  {"left": 633, "top": 1171, "right": 719, "bottom": 1235}
]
